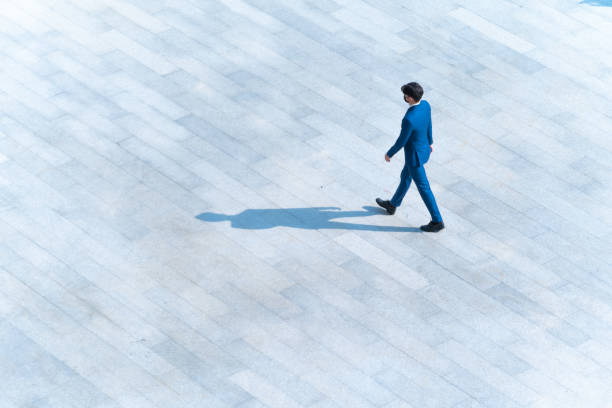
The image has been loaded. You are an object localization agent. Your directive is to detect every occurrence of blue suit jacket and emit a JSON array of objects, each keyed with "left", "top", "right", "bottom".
[{"left": 386, "top": 100, "right": 433, "bottom": 167}]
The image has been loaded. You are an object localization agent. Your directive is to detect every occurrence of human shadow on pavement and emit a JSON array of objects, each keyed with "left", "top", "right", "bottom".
[
  {"left": 196, "top": 206, "right": 421, "bottom": 232},
  {"left": 580, "top": 0, "right": 612, "bottom": 5}
]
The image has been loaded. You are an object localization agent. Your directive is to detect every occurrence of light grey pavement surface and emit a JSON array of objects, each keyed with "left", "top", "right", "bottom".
[{"left": 1, "top": 0, "right": 612, "bottom": 407}]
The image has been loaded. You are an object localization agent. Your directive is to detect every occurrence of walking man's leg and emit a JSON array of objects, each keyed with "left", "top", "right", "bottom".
[
  {"left": 390, "top": 166, "right": 412, "bottom": 208},
  {"left": 377, "top": 166, "right": 411, "bottom": 214},
  {"left": 410, "top": 165, "right": 444, "bottom": 231}
]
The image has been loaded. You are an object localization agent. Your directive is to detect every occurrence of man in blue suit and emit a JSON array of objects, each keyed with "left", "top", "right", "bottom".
[{"left": 376, "top": 82, "right": 444, "bottom": 232}]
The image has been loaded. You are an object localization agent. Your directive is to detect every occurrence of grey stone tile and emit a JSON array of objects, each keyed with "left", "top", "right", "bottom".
[
  {"left": 224, "top": 339, "right": 324, "bottom": 406},
  {"left": 486, "top": 283, "right": 555, "bottom": 324},
  {"left": 151, "top": 339, "right": 249, "bottom": 406},
  {"left": 546, "top": 320, "right": 591, "bottom": 347},
  {"left": 375, "top": 368, "right": 466, "bottom": 408},
  {"left": 427, "top": 312, "right": 532, "bottom": 376}
]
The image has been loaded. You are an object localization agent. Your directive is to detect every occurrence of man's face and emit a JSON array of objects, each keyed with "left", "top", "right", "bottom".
[{"left": 403, "top": 94, "right": 414, "bottom": 104}]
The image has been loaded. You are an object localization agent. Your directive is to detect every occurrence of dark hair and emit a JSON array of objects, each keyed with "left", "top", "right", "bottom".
[{"left": 401, "top": 82, "right": 424, "bottom": 102}]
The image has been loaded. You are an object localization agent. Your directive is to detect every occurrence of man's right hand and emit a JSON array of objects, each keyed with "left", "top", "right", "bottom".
[{"left": 385, "top": 154, "right": 390, "bottom": 162}]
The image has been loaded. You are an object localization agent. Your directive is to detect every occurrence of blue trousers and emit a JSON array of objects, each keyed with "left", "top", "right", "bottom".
[{"left": 390, "top": 164, "right": 443, "bottom": 223}]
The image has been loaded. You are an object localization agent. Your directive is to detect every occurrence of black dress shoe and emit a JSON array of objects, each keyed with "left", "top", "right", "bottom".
[
  {"left": 420, "top": 221, "right": 445, "bottom": 232},
  {"left": 376, "top": 198, "right": 396, "bottom": 215}
]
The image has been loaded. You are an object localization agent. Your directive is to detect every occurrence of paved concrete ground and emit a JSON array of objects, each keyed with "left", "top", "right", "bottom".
[{"left": 1, "top": 0, "right": 612, "bottom": 407}]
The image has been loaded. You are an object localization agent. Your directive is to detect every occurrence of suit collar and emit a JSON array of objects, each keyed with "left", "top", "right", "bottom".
[{"left": 408, "top": 100, "right": 425, "bottom": 111}]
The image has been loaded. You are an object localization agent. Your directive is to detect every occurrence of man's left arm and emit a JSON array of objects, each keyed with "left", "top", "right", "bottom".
[{"left": 386, "top": 117, "right": 412, "bottom": 161}]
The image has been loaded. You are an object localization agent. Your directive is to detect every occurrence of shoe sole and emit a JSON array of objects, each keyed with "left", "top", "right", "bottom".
[{"left": 420, "top": 226, "right": 444, "bottom": 232}]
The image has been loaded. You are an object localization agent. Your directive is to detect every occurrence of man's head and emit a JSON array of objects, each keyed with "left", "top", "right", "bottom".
[{"left": 401, "top": 82, "right": 424, "bottom": 105}]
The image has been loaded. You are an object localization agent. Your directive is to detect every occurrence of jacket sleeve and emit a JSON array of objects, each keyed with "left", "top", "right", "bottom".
[
  {"left": 427, "top": 119, "right": 433, "bottom": 145},
  {"left": 386, "top": 117, "right": 412, "bottom": 158}
]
